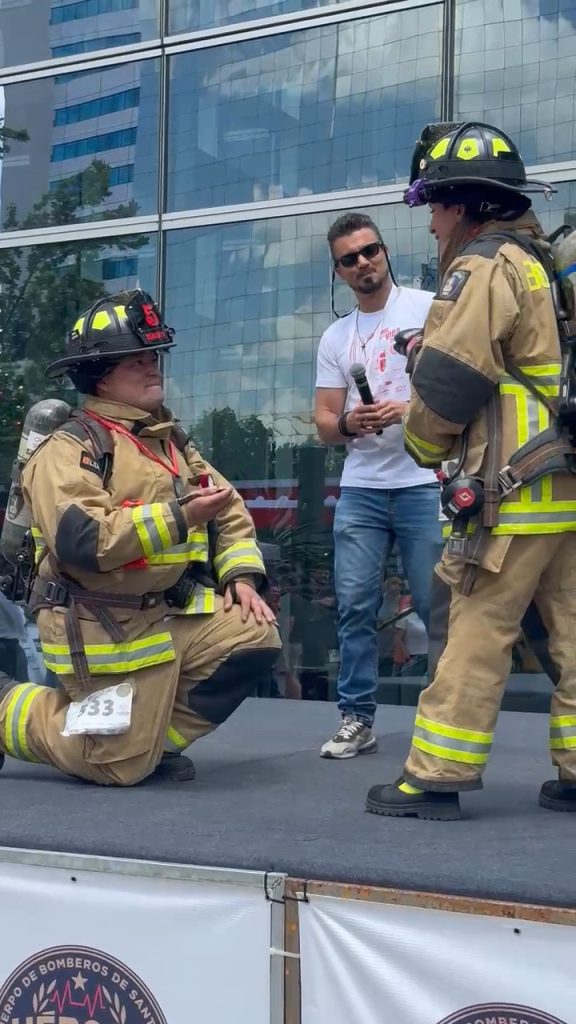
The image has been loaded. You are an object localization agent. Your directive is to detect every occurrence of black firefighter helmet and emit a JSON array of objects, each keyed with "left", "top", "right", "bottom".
[
  {"left": 45, "top": 289, "right": 176, "bottom": 388},
  {"left": 404, "top": 121, "right": 554, "bottom": 210}
]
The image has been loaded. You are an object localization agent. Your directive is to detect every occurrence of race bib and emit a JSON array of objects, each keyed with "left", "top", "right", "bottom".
[{"left": 61, "top": 681, "right": 134, "bottom": 737}]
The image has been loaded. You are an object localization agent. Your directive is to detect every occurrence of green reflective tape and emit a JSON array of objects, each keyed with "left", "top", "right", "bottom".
[
  {"left": 412, "top": 735, "right": 489, "bottom": 765},
  {"left": 42, "top": 632, "right": 175, "bottom": 675},
  {"left": 413, "top": 723, "right": 492, "bottom": 759},
  {"left": 148, "top": 537, "right": 208, "bottom": 565},
  {"left": 4, "top": 683, "right": 43, "bottom": 762},
  {"left": 550, "top": 722, "right": 576, "bottom": 749},
  {"left": 133, "top": 504, "right": 173, "bottom": 556},
  {"left": 165, "top": 726, "right": 189, "bottom": 752},
  {"left": 214, "top": 540, "right": 265, "bottom": 579}
]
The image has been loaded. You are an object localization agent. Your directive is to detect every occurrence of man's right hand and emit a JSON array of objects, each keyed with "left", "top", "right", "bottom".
[
  {"left": 345, "top": 402, "right": 395, "bottom": 436},
  {"left": 180, "top": 485, "right": 234, "bottom": 525}
]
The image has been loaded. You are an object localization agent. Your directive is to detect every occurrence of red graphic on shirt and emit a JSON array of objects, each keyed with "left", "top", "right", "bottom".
[{"left": 377, "top": 351, "right": 387, "bottom": 373}]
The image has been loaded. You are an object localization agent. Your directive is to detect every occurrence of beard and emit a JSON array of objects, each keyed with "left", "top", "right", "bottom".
[{"left": 355, "top": 272, "right": 385, "bottom": 294}]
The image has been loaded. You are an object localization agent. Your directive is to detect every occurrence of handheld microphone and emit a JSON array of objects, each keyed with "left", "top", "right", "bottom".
[{"left": 350, "top": 362, "right": 383, "bottom": 436}]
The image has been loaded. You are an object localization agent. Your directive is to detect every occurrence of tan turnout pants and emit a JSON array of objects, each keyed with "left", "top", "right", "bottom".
[
  {"left": 404, "top": 533, "right": 576, "bottom": 791},
  {"left": 0, "top": 597, "right": 280, "bottom": 786}
]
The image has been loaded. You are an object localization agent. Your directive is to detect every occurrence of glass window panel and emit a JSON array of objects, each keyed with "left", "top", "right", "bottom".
[
  {"left": 0, "top": 0, "right": 159, "bottom": 69},
  {"left": 454, "top": 1, "right": 576, "bottom": 163},
  {"left": 170, "top": 0, "right": 367, "bottom": 34},
  {"left": 531, "top": 179, "right": 576, "bottom": 233},
  {"left": 164, "top": 201, "right": 433, "bottom": 462},
  {"left": 0, "top": 59, "right": 160, "bottom": 230},
  {"left": 167, "top": 7, "right": 443, "bottom": 211},
  {"left": 164, "top": 205, "right": 433, "bottom": 683},
  {"left": 0, "top": 232, "right": 157, "bottom": 487}
]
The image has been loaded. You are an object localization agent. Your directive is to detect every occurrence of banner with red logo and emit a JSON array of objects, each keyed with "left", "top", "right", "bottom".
[
  {"left": 0, "top": 853, "right": 280, "bottom": 1024},
  {"left": 298, "top": 894, "right": 574, "bottom": 1024}
]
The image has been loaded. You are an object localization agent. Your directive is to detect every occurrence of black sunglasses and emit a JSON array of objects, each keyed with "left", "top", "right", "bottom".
[{"left": 334, "top": 241, "right": 384, "bottom": 268}]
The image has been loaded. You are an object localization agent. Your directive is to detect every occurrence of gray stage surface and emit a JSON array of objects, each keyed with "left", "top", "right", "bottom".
[{"left": 0, "top": 699, "right": 574, "bottom": 908}]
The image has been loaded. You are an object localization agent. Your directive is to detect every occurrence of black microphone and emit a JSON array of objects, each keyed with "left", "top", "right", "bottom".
[{"left": 350, "top": 362, "right": 383, "bottom": 436}]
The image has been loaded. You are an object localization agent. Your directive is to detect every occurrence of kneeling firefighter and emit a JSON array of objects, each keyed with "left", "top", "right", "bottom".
[
  {"left": 0, "top": 289, "right": 280, "bottom": 785},
  {"left": 365, "top": 121, "right": 576, "bottom": 820}
]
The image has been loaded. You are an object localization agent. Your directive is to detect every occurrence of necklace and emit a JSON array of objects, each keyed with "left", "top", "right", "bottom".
[{"left": 355, "top": 306, "right": 384, "bottom": 356}]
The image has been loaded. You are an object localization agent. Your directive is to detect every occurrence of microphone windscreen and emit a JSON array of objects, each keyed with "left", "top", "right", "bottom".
[{"left": 350, "top": 362, "right": 366, "bottom": 382}]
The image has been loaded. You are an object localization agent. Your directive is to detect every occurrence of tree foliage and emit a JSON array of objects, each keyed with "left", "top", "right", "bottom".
[
  {"left": 188, "top": 406, "right": 276, "bottom": 481},
  {"left": 0, "top": 156, "right": 147, "bottom": 485}
]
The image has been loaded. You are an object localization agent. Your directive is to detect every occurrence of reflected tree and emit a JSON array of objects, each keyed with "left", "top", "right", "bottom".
[
  {"left": 188, "top": 406, "right": 276, "bottom": 481},
  {"left": 0, "top": 158, "right": 148, "bottom": 485}
]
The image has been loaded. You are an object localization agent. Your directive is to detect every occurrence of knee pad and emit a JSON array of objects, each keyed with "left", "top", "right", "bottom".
[{"left": 188, "top": 646, "right": 280, "bottom": 725}]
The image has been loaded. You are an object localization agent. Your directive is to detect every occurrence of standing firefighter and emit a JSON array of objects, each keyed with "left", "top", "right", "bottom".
[
  {"left": 0, "top": 290, "right": 280, "bottom": 786},
  {"left": 365, "top": 122, "right": 576, "bottom": 820}
]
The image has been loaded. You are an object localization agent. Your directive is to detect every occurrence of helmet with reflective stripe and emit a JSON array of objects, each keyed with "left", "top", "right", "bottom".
[
  {"left": 404, "top": 121, "right": 554, "bottom": 207},
  {"left": 45, "top": 289, "right": 175, "bottom": 379}
]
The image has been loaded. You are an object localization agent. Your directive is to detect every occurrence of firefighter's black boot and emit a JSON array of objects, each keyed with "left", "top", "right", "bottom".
[
  {"left": 539, "top": 780, "right": 576, "bottom": 812},
  {"left": 366, "top": 779, "right": 461, "bottom": 821},
  {"left": 151, "top": 751, "right": 196, "bottom": 782}
]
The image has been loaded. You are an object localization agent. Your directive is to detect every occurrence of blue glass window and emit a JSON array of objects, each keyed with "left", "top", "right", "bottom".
[
  {"left": 49, "top": 163, "right": 134, "bottom": 191},
  {"left": 54, "top": 89, "right": 140, "bottom": 126},
  {"left": 102, "top": 256, "right": 139, "bottom": 278},
  {"left": 51, "top": 128, "right": 137, "bottom": 162},
  {"left": 170, "top": 0, "right": 359, "bottom": 34},
  {"left": 454, "top": 0, "right": 576, "bottom": 163},
  {"left": 51, "top": 33, "right": 141, "bottom": 57},
  {"left": 167, "top": 6, "right": 443, "bottom": 212},
  {"left": 50, "top": 0, "right": 137, "bottom": 25}
]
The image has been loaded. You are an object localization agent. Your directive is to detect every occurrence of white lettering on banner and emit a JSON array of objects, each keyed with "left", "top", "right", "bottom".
[{"left": 298, "top": 896, "right": 573, "bottom": 1024}]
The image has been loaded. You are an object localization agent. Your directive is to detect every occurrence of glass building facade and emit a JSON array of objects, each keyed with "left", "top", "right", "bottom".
[{"left": 1, "top": 0, "right": 575, "bottom": 692}]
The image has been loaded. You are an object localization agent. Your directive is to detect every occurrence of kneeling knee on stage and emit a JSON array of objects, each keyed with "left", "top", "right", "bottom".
[{"left": 187, "top": 646, "right": 280, "bottom": 726}]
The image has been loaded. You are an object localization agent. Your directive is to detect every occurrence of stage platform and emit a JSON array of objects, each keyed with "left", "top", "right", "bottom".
[{"left": 0, "top": 699, "right": 573, "bottom": 909}]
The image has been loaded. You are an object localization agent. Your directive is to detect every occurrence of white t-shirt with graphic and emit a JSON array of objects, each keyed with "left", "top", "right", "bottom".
[{"left": 316, "top": 285, "right": 436, "bottom": 489}]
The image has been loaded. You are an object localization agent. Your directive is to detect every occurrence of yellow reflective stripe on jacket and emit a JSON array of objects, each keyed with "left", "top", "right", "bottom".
[
  {"left": 132, "top": 504, "right": 174, "bottom": 557},
  {"left": 165, "top": 725, "right": 189, "bottom": 753},
  {"left": 148, "top": 528, "right": 208, "bottom": 565},
  {"left": 181, "top": 585, "right": 215, "bottom": 615},
  {"left": 3, "top": 683, "right": 43, "bottom": 762},
  {"left": 412, "top": 714, "right": 493, "bottom": 765},
  {"left": 550, "top": 715, "right": 576, "bottom": 749},
  {"left": 31, "top": 526, "right": 46, "bottom": 566},
  {"left": 496, "top": 365, "right": 576, "bottom": 532},
  {"left": 517, "top": 362, "right": 561, "bottom": 395},
  {"left": 404, "top": 427, "right": 445, "bottom": 465},
  {"left": 42, "top": 631, "right": 175, "bottom": 675},
  {"left": 213, "top": 539, "right": 265, "bottom": 582}
]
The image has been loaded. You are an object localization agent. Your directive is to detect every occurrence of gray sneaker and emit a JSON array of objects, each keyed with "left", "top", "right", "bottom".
[{"left": 320, "top": 715, "right": 377, "bottom": 759}]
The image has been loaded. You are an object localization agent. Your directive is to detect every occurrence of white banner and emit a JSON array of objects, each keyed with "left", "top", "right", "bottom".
[
  {"left": 299, "top": 894, "right": 574, "bottom": 1024},
  {"left": 0, "top": 857, "right": 274, "bottom": 1024}
]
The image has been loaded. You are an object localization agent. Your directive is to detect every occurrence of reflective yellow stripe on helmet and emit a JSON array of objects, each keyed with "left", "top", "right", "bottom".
[
  {"left": 4, "top": 683, "right": 43, "bottom": 762},
  {"left": 41, "top": 631, "right": 175, "bottom": 675}
]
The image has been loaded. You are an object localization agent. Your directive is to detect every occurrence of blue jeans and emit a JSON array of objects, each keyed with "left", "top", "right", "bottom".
[{"left": 334, "top": 484, "right": 444, "bottom": 725}]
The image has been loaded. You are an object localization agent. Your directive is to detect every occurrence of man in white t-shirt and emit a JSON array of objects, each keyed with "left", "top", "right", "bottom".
[{"left": 315, "top": 212, "right": 443, "bottom": 759}]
